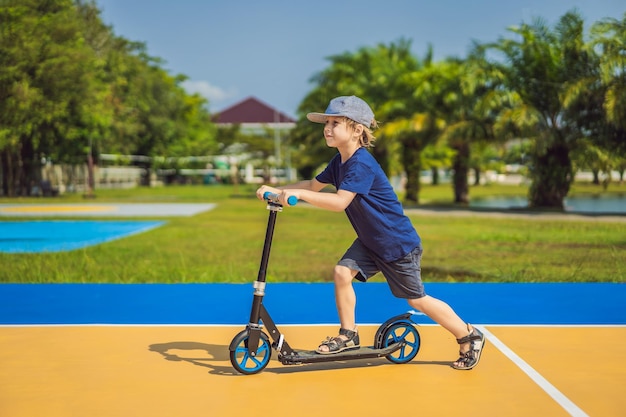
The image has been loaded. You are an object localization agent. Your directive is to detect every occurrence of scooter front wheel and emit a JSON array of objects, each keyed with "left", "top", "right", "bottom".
[
  {"left": 229, "top": 330, "right": 272, "bottom": 375},
  {"left": 382, "top": 322, "right": 420, "bottom": 364}
]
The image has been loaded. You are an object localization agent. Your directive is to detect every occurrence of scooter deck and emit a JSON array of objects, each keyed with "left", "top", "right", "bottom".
[{"left": 278, "top": 342, "right": 404, "bottom": 365}]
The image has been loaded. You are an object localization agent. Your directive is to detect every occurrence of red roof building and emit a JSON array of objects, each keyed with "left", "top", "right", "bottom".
[
  {"left": 214, "top": 96, "right": 296, "bottom": 129},
  {"left": 213, "top": 97, "right": 296, "bottom": 177}
]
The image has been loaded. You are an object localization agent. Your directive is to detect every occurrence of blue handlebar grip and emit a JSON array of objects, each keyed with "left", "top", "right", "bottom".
[{"left": 263, "top": 191, "right": 297, "bottom": 206}]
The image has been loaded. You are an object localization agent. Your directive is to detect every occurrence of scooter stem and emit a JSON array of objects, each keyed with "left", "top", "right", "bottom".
[{"left": 249, "top": 207, "right": 278, "bottom": 324}]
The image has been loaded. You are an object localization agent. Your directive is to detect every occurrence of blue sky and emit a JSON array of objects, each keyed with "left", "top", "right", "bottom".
[{"left": 96, "top": 0, "right": 624, "bottom": 118}]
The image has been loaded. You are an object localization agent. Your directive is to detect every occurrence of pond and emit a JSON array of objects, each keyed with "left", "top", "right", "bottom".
[{"left": 469, "top": 194, "right": 626, "bottom": 214}]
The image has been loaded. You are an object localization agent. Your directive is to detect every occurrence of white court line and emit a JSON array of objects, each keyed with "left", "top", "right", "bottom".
[{"left": 478, "top": 326, "right": 589, "bottom": 417}]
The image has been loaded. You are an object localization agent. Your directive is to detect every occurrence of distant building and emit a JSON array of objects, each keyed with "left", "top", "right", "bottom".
[
  {"left": 214, "top": 96, "right": 296, "bottom": 130},
  {"left": 214, "top": 96, "right": 297, "bottom": 183}
]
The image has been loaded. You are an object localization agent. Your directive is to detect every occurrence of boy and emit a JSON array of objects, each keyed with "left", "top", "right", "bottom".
[{"left": 256, "top": 95, "right": 485, "bottom": 370}]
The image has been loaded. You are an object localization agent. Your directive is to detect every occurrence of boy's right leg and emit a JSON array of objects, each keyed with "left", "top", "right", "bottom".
[
  {"left": 334, "top": 265, "right": 357, "bottom": 330},
  {"left": 316, "top": 265, "right": 360, "bottom": 354}
]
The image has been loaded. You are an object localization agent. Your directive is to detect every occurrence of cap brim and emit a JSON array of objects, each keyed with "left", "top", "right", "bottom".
[{"left": 306, "top": 112, "right": 331, "bottom": 124}]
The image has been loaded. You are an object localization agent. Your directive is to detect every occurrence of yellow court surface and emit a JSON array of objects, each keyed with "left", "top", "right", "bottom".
[{"left": 0, "top": 325, "right": 623, "bottom": 417}]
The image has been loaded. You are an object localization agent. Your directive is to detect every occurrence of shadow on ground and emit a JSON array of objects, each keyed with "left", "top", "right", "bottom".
[{"left": 148, "top": 341, "right": 452, "bottom": 376}]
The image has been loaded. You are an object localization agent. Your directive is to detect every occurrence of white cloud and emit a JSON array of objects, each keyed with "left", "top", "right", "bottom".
[{"left": 181, "top": 80, "right": 237, "bottom": 105}]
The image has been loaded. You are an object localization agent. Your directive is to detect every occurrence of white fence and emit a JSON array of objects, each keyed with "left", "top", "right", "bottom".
[{"left": 41, "top": 164, "right": 143, "bottom": 194}]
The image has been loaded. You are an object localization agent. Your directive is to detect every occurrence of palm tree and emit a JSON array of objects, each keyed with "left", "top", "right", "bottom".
[
  {"left": 294, "top": 40, "right": 424, "bottom": 189},
  {"left": 586, "top": 12, "right": 626, "bottom": 166},
  {"left": 421, "top": 139, "right": 455, "bottom": 185},
  {"left": 415, "top": 53, "right": 511, "bottom": 204},
  {"left": 393, "top": 59, "right": 463, "bottom": 202},
  {"left": 379, "top": 113, "right": 444, "bottom": 203},
  {"left": 591, "top": 13, "right": 626, "bottom": 133},
  {"left": 571, "top": 139, "right": 613, "bottom": 187},
  {"left": 483, "top": 11, "right": 597, "bottom": 209}
]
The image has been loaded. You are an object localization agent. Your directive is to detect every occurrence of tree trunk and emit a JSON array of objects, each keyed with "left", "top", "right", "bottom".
[
  {"left": 2, "top": 149, "right": 17, "bottom": 197},
  {"left": 140, "top": 164, "right": 151, "bottom": 186},
  {"left": 431, "top": 167, "right": 439, "bottom": 185},
  {"left": 372, "top": 142, "right": 390, "bottom": 176},
  {"left": 20, "top": 139, "right": 40, "bottom": 196},
  {"left": 85, "top": 151, "right": 95, "bottom": 197},
  {"left": 452, "top": 142, "right": 470, "bottom": 204},
  {"left": 401, "top": 141, "right": 422, "bottom": 205},
  {"left": 592, "top": 169, "right": 600, "bottom": 185},
  {"left": 473, "top": 168, "right": 481, "bottom": 186},
  {"left": 0, "top": 150, "right": 9, "bottom": 196},
  {"left": 528, "top": 141, "right": 572, "bottom": 209}
]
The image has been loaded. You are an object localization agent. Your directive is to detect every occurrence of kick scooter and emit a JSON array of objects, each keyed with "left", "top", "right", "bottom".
[{"left": 228, "top": 192, "right": 421, "bottom": 375}]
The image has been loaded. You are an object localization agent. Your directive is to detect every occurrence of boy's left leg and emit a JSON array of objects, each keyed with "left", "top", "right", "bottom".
[{"left": 408, "top": 295, "right": 485, "bottom": 369}]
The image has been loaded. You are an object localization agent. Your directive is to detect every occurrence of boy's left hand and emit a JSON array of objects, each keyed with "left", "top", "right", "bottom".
[{"left": 256, "top": 185, "right": 281, "bottom": 201}]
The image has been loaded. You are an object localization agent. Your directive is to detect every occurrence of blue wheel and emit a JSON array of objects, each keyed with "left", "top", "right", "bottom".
[
  {"left": 229, "top": 330, "right": 271, "bottom": 375},
  {"left": 383, "top": 322, "right": 420, "bottom": 364}
]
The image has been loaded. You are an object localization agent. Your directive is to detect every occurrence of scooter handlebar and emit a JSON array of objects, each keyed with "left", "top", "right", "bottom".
[{"left": 263, "top": 191, "right": 298, "bottom": 206}]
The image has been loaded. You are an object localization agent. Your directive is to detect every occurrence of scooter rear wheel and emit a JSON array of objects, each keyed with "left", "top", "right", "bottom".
[
  {"left": 229, "top": 330, "right": 272, "bottom": 375},
  {"left": 382, "top": 322, "right": 420, "bottom": 364}
]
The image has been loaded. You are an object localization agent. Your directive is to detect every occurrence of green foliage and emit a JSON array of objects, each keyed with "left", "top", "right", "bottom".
[
  {"left": 469, "top": 10, "right": 625, "bottom": 209},
  {"left": 590, "top": 13, "right": 626, "bottom": 132},
  {"left": 0, "top": 0, "right": 105, "bottom": 194},
  {"left": 1, "top": 3, "right": 625, "bottom": 212},
  {"left": 299, "top": 40, "right": 429, "bottom": 201},
  {"left": 293, "top": 10, "right": 625, "bottom": 209},
  {"left": 0, "top": 0, "right": 217, "bottom": 195}
]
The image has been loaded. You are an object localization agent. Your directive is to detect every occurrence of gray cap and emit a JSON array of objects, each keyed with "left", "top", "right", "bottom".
[{"left": 307, "top": 96, "right": 375, "bottom": 128}]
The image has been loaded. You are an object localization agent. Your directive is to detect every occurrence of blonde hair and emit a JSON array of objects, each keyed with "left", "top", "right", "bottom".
[{"left": 344, "top": 117, "right": 378, "bottom": 148}]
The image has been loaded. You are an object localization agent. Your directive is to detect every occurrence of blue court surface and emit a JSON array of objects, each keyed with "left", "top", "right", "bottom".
[
  {"left": 0, "top": 282, "right": 624, "bottom": 325},
  {"left": 0, "top": 220, "right": 165, "bottom": 253}
]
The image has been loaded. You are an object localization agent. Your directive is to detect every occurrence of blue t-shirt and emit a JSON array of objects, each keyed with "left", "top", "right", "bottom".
[{"left": 316, "top": 147, "right": 421, "bottom": 262}]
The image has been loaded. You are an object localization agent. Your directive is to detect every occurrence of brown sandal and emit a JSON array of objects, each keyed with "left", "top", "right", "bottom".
[
  {"left": 452, "top": 324, "right": 485, "bottom": 370},
  {"left": 316, "top": 328, "right": 360, "bottom": 355}
]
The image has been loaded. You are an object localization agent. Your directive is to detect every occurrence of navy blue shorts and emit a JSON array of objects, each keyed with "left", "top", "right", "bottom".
[{"left": 337, "top": 239, "right": 425, "bottom": 299}]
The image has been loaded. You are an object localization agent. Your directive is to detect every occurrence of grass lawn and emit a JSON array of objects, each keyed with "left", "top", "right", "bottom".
[{"left": 0, "top": 182, "right": 624, "bottom": 283}]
